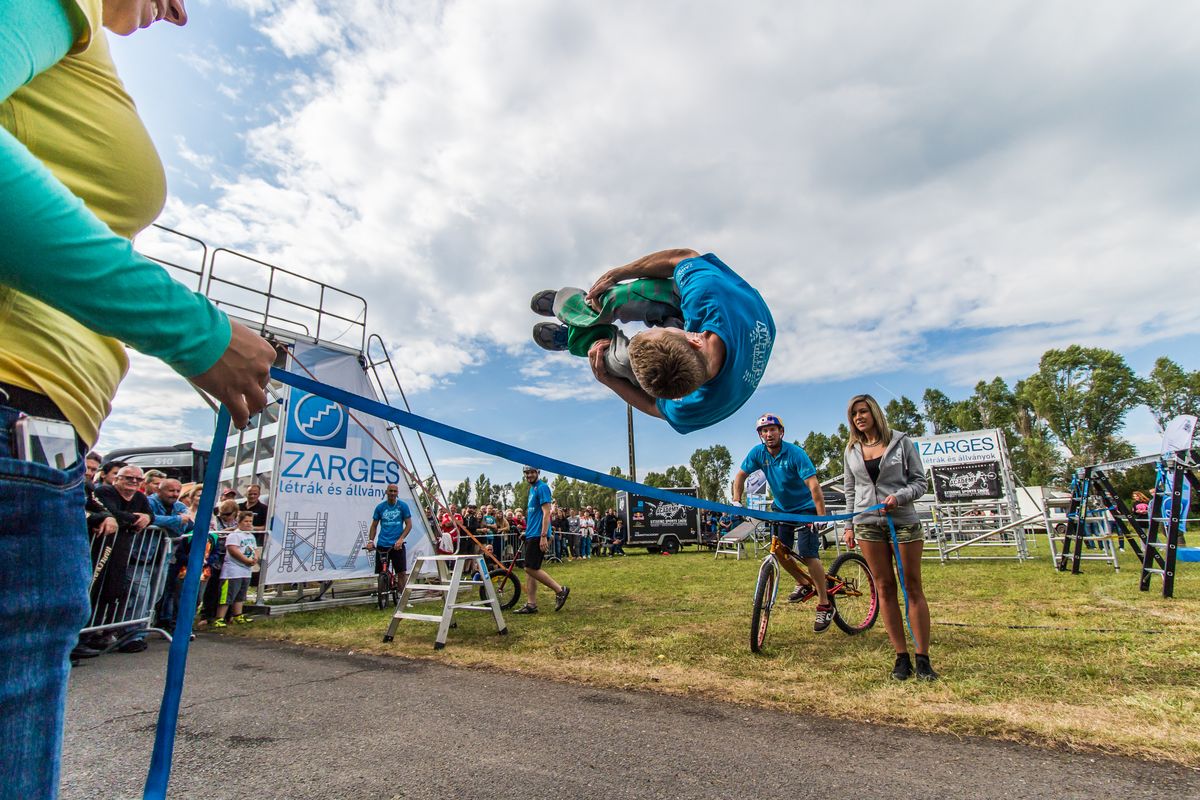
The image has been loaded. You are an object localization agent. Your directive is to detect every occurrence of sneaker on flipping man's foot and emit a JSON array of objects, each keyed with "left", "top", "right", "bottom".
[
  {"left": 813, "top": 603, "right": 834, "bottom": 633},
  {"left": 530, "top": 289, "right": 557, "bottom": 316},
  {"left": 554, "top": 586, "right": 570, "bottom": 611},
  {"left": 533, "top": 322, "right": 569, "bottom": 351},
  {"left": 788, "top": 584, "right": 814, "bottom": 603},
  {"left": 513, "top": 603, "right": 538, "bottom": 615}
]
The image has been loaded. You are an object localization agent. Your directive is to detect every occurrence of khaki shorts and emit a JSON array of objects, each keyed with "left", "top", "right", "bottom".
[{"left": 853, "top": 521, "right": 923, "bottom": 544}]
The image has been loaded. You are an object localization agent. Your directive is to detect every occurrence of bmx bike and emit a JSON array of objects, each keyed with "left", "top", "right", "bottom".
[
  {"left": 750, "top": 528, "right": 878, "bottom": 653},
  {"left": 365, "top": 544, "right": 402, "bottom": 609}
]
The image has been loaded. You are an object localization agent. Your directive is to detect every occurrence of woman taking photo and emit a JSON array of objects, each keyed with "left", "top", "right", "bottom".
[{"left": 842, "top": 394, "right": 936, "bottom": 681}]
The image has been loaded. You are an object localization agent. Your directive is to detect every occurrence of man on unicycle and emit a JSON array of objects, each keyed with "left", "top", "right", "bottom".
[{"left": 732, "top": 414, "right": 834, "bottom": 633}]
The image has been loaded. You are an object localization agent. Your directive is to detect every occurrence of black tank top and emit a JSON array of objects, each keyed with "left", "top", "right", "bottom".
[{"left": 864, "top": 456, "right": 881, "bottom": 483}]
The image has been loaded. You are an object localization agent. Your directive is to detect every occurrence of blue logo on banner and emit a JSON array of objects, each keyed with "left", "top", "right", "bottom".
[{"left": 285, "top": 390, "right": 348, "bottom": 449}]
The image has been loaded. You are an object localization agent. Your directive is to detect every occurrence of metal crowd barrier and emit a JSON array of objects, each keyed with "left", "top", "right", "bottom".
[{"left": 81, "top": 525, "right": 176, "bottom": 649}]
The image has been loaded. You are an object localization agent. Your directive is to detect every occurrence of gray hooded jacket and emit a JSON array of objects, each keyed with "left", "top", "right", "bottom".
[{"left": 843, "top": 431, "right": 927, "bottom": 527}]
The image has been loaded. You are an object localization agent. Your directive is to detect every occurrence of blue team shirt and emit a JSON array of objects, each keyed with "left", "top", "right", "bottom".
[
  {"left": 656, "top": 253, "right": 775, "bottom": 434},
  {"left": 372, "top": 499, "right": 412, "bottom": 548},
  {"left": 525, "top": 481, "right": 553, "bottom": 539},
  {"left": 740, "top": 442, "right": 817, "bottom": 512}
]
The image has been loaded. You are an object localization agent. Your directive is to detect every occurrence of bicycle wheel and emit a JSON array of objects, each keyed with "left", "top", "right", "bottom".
[
  {"left": 750, "top": 556, "right": 779, "bottom": 653},
  {"left": 376, "top": 572, "right": 389, "bottom": 610},
  {"left": 827, "top": 551, "right": 878, "bottom": 635},
  {"left": 479, "top": 569, "right": 522, "bottom": 610}
]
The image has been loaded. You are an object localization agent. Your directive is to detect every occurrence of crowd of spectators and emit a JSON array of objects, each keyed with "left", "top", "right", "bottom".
[{"left": 75, "top": 452, "right": 269, "bottom": 661}]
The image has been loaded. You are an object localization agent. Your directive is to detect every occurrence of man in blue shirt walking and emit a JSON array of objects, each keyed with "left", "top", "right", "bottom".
[
  {"left": 732, "top": 414, "right": 833, "bottom": 633},
  {"left": 513, "top": 466, "right": 569, "bottom": 615},
  {"left": 367, "top": 484, "right": 413, "bottom": 592}
]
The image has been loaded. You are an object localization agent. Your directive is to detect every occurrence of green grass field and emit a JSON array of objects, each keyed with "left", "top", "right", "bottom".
[{"left": 227, "top": 538, "right": 1200, "bottom": 767}]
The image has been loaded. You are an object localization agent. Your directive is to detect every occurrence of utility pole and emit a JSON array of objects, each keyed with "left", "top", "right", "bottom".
[{"left": 627, "top": 403, "right": 637, "bottom": 482}]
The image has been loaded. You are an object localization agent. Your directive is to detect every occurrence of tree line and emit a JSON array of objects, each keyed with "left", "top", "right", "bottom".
[
  {"left": 425, "top": 444, "right": 736, "bottom": 514},
  {"left": 419, "top": 346, "right": 1197, "bottom": 514},
  {"left": 803, "top": 347, "right": 1198, "bottom": 493}
]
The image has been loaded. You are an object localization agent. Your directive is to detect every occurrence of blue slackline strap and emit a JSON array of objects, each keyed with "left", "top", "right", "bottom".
[
  {"left": 143, "top": 370, "right": 884, "bottom": 796},
  {"left": 886, "top": 514, "right": 918, "bottom": 649},
  {"left": 143, "top": 407, "right": 231, "bottom": 800},
  {"left": 269, "top": 366, "right": 880, "bottom": 525}
]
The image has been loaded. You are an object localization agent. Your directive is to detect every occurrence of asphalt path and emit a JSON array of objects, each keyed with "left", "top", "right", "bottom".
[{"left": 62, "top": 636, "right": 1197, "bottom": 800}]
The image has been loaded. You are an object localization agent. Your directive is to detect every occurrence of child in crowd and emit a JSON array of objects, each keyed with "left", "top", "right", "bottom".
[
  {"left": 213, "top": 512, "right": 259, "bottom": 628},
  {"left": 611, "top": 519, "right": 626, "bottom": 556}
]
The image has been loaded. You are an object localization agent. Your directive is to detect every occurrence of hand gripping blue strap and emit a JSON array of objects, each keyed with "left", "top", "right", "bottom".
[
  {"left": 269, "top": 367, "right": 878, "bottom": 525},
  {"left": 144, "top": 407, "right": 231, "bottom": 800}
]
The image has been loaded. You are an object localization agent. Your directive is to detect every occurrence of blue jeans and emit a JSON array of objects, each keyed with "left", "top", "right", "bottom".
[
  {"left": 0, "top": 406, "right": 91, "bottom": 799},
  {"left": 579, "top": 534, "right": 592, "bottom": 558}
]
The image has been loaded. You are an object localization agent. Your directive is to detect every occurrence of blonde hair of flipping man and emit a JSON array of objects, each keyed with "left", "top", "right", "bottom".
[
  {"left": 845, "top": 393, "right": 893, "bottom": 447},
  {"left": 628, "top": 332, "right": 706, "bottom": 399}
]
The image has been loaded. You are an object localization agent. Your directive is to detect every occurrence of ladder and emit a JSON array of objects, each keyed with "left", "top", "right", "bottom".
[
  {"left": 382, "top": 555, "right": 508, "bottom": 649},
  {"left": 1140, "top": 458, "right": 1198, "bottom": 598}
]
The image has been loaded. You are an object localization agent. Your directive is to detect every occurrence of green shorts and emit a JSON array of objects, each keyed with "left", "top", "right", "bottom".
[{"left": 853, "top": 521, "right": 923, "bottom": 544}]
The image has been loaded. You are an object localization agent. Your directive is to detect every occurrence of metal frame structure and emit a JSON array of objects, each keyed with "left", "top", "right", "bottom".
[
  {"left": 924, "top": 430, "right": 1032, "bottom": 562},
  {"left": 1055, "top": 449, "right": 1197, "bottom": 598},
  {"left": 133, "top": 226, "right": 450, "bottom": 609}
]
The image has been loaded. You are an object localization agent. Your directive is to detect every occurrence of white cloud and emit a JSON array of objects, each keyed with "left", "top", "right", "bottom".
[
  {"left": 96, "top": 352, "right": 215, "bottom": 454},
  {"left": 118, "top": 0, "right": 1200, "bottom": 437}
]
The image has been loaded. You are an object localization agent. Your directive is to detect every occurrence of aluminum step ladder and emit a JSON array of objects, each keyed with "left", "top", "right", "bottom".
[{"left": 383, "top": 554, "right": 507, "bottom": 649}]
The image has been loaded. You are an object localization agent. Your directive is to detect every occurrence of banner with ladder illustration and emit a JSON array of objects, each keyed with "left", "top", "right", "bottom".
[{"left": 264, "top": 343, "right": 434, "bottom": 585}]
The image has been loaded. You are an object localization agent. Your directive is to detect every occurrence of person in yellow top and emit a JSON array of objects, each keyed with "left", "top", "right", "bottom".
[{"left": 1, "top": 1, "right": 276, "bottom": 794}]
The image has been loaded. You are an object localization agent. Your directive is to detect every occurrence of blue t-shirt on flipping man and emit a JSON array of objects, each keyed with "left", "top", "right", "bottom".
[
  {"left": 372, "top": 499, "right": 412, "bottom": 548},
  {"left": 740, "top": 442, "right": 818, "bottom": 512},
  {"left": 656, "top": 253, "right": 775, "bottom": 434},
  {"left": 525, "top": 481, "right": 553, "bottom": 539}
]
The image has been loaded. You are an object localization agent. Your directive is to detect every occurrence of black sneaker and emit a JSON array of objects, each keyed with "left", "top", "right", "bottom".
[
  {"left": 513, "top": 604, "right": 538, "bottom": 615},
  {"left": 554, "top": 586, "right": 570, "bottom": 611},
  {"left": 813, "top": 603, "right": 834, "bottom": 633},
  {"left": 914, "top": 654, "right": 939, "bottom": 681},
  {"left": 532, "top": 323, "right": 569, "bottom": 351},
  {"left": 891, "top": 652, "right": 913, "bottom": 681},
  {"left": 788, "top": 585, "right": 814, "bottom": 603},
  {"left": 118, "top": 638, "right": 148, "bottom": 654},
  {"left": 530, "top": 289, "right": 557, "bottom": 316}
]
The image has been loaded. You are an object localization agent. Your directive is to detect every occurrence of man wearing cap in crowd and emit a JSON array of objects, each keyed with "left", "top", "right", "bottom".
[{"left": 513, "top": 466, "right": 569, "bottom": 614}]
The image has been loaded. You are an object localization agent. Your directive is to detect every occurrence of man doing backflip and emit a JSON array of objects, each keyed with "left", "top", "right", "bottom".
[
  {"left": 531, "top": 249, "right": 774, "bottom": 434},
  {"left": 732, "top": 414, "right": 834, "bottom": 633}
]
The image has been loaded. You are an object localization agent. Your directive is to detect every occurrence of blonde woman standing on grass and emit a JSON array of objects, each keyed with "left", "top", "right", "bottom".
[{"left": 842, "top": 394, "right": 936, "bottom": 681}]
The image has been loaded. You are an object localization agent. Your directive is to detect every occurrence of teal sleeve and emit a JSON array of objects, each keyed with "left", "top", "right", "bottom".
[{"left": 0, "top": 0, "right": 232, "bottom": 378}]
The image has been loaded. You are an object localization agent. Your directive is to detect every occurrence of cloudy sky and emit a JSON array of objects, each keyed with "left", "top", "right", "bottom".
[{"left": 98, "top": 0, "right": 1200, "bottom": 488}]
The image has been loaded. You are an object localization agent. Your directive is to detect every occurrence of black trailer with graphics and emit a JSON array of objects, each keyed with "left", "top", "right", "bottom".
[{"left": 615, "top": 486, "right": 701, "bottom": 554}]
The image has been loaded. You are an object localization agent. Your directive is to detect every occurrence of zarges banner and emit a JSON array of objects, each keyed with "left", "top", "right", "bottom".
[
  {"left": 265, "top": 343, "right": 433, "bottom": 585},
  {"left": 913, "top": 429, "right": 1003, "bottom": 469}
]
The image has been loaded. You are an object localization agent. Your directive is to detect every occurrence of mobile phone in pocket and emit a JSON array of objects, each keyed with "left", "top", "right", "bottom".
[{"left": 14, "top": 415, "right": 78, "bottom": 470}]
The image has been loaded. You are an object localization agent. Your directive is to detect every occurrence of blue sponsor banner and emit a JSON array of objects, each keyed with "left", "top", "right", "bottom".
[{"left": 285, "top": 389, "right": 350, "bottom": 449}]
